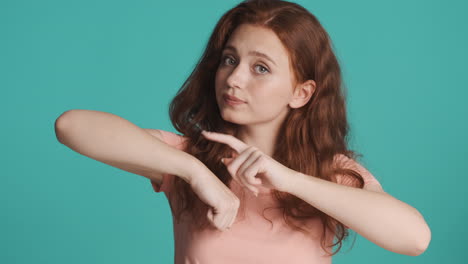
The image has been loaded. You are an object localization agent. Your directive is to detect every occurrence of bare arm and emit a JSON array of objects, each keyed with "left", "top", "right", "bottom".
[
  {"left": 54, "top": 109, "right": 197, "bottom": 184},
  {"left": 286, "top": 172, "right": 431, "bottom": 256}
]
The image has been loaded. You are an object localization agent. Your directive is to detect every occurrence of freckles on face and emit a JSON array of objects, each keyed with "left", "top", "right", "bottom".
[{"left": 214, "top": 24, "right": 295, "bottom": 123}]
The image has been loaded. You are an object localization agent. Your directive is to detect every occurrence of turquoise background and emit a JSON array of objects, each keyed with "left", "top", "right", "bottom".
[{"left": 2, "top": 0, "right": 466, "bottom": 263}]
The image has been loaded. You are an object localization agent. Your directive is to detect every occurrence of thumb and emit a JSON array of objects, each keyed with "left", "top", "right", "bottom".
[
  {"left": 207, "top": 208, "right": 215, "bottom": 223},
  {"left": 221, "top": 157, "right": 234, "bottom": 165}
]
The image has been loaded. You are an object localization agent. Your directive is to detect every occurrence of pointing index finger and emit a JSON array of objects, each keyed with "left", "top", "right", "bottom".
[{"left": 201, "top": 131, "right": 247, "bottom": 154}]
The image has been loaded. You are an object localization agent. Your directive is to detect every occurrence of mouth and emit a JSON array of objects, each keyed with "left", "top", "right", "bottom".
[{"left": 223, "top": 94, "right": 246, "bottom": 106}]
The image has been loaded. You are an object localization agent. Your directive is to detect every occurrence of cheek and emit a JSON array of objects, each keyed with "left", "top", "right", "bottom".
[
  {"left": 214, "top": 70, "right": 224, "bottom": 99},
  {"left": 215, "top": 67, "right": 222, "bottom": 85},
  {"left": 248, "top": 87, "right": 287, "bottom": 115},
  {"left": 254, "top": 81, "right": 292, "bottom": 104}
]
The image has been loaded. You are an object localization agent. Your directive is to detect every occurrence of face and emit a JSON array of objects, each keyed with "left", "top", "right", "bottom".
[{"left": 215, "top": 24, "right": 300, "bottom": 126}]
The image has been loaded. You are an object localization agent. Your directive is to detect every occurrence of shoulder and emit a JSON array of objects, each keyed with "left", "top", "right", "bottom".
[
  {"left": 332, "top": 153, "right": 383, "bottom": 188},
  {"left": 159, "top": 130, "right": 187, "bottom": 143},
  {"left": 332, "top": 153, "right": 355, "bottom": 167},
  {"left": 146, "top": 129, "right": 188, "bottom": 150}
]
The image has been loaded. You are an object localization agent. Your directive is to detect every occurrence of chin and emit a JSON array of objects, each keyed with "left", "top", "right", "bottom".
[{"left": 220, "top": 111, "right": 247, "bottom": 125}]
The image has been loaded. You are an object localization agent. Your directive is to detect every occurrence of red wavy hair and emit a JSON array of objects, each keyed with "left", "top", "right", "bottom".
[{"left": 167, "top": 0, "right": 366, "bottom": 256}]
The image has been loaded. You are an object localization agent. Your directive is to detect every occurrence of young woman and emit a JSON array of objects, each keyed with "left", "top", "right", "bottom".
[{"left": 55, "top": 0, "right": 431, "bottom": 263}]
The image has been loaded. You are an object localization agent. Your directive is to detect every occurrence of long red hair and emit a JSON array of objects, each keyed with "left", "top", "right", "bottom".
[{"left": 167, "top": 0, "right": 365, "bottom": 256}]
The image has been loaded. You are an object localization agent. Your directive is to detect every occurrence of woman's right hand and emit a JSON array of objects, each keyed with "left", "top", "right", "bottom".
[{"left": 188, "top": 164, "right": 240, "bottom": 231}]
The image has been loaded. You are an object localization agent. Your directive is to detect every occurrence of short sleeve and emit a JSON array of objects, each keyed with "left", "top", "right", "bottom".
[
  {"left": 149, "top": 130, "right": 187, "bottom": 194},
  {"left": 333, "top": 154, "right": 382, "bottom": 188}
]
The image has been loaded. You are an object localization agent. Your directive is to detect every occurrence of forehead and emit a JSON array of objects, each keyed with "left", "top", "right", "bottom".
[{"left": 224, "top": 24, "right": 290, "bottom": 68}]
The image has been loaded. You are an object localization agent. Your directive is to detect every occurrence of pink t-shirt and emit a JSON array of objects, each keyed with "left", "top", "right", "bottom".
[{"left": 150, "top": 130, "right": 382, "bottom": 264}]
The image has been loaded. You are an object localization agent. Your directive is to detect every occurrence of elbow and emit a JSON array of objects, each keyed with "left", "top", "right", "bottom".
[
  {"left": 409, "top": 223, "right": 432, "bottom": 256},
  {"left": 409, "top": 239, "right": 430, "bottom": 257},
  {"left": 55, "top": 110, "right": 77, "bottom": 144}
]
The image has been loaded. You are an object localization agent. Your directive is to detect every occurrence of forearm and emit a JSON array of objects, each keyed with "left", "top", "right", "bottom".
[
  {"left": 55, "top": 109, "right": 196, "bottom": 183},
  {"left": 286, "top": 172, "right": 431, "bottom": 256}
]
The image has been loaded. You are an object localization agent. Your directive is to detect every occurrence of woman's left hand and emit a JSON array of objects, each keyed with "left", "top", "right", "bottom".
[{"left": 201, "top": 130, "right": 295, "bottom": 196}]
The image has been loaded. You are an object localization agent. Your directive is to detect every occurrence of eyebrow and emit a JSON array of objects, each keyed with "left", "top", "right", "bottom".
[{"left": 222, "top": 45, "right": 277, "bottom": 66}]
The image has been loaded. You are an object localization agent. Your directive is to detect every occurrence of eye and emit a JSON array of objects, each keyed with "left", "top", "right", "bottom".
[
  {"left": 255, "top": 65, "right": 269, "bottom": 74},
  {"left": 221, "top": 55, "right": 236, "bottom": 66},
  {"left": 220, "top": 55, "right": 270, "bottom": 75}
]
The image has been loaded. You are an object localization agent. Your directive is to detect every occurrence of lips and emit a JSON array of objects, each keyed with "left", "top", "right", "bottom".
[{"left": 223, "top": 94, "right": 245, "bottom": 103}]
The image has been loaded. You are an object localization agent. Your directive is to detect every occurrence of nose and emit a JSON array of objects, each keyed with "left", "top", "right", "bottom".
[{"left": 226, "top": 63, "right": 246, "bottom": 90}]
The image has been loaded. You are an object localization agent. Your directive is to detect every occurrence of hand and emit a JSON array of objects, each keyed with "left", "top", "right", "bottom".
[
  {"left": 189, "top": 162, "right": 240, "bottom": 231},
  {"left": 201, "top": 130, "right": 295, "bottom": 195}
]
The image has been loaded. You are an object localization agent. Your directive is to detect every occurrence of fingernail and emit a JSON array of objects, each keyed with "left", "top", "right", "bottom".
[
  {"left": 254, "top": 192, "right": 258, "bottom": 197},
  {"left": 221, "top": 158, "right": 225, "bottom": 163}
]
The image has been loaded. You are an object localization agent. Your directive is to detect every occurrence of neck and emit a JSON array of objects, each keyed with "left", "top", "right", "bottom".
[{"left": 237, "top": 113, "right": 288, "bottom": 157}]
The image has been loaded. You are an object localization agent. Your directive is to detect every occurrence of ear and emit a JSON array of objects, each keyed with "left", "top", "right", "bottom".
[{"left": 289, "top": 79, "right": 316, "bottom": 109}]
